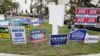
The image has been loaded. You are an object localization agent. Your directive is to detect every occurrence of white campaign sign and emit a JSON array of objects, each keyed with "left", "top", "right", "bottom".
[
  {"left": 10, "top": 26, "right": 27, "bottom": 44},
  {"left": 0, "top": 21, "right": 10, "bottom": 27},
  {"left": 48, "top": 4, "right": 65, "bottom": 26},
  {"left": 31, "top": 19, "right": 40, "bottom": 26},
  {"left": 0, "top": 14, "right": 5, "bottom": 20},
  {"left": 95, "top": 23, "right": 100, "bottom": 28},
  {"left": 84, "top": 34, "right": 99, "bottom": 43}
]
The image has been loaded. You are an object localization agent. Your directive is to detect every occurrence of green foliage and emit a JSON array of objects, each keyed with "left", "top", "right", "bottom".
[
  {"left": 30, "top": 0, "right": 48, "bottom": 18},
  {"left": 0, "top": 0, "right": 19, "bottom": 14}
]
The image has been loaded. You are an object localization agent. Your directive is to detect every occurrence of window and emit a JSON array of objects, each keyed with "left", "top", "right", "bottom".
[
  {"left": 22, "top": 10, "right": 23, "bottom": 13},
  {"left": 25, "top": 0, "right": 27, "bottom": 4},
  {"left": 26, "top": 10, "right": 27, "bottom": 14}
]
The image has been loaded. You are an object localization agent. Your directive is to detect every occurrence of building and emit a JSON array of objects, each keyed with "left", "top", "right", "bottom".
[{"left": 12, "top": 0, "right": 47, "bottom": 15}]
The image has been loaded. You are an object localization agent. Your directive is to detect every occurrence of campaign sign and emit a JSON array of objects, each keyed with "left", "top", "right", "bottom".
[
  {"left": 69, "top": 29, "right": 87, "bottom": 41},
  {"left": 74, "top": 7, "right": 99, "bottom": 25},
  {"left": 0, "top": 20, "right": 10, "bottom": 27},
  {"left": 0, "top": 26, "right": 10, "bottom": 39},
  {"left": 30, "top": 30, "right": 46, "bottom": 43},
  {"left": 50, "top": 34, "right": 67, "bottom": 46},
  {"left": 31, "top": 19, "right": 40, "bottom": 26},
  {"left": 21, "top": 19, "right": 30, "bottom": 25},
  {"left": 74, "top": 17, "right": 97, "bottom": 25},
  {"left": 38, "top": 18, "right": 44, "bottom": 24},
  {"left": 10, "top": 19, "right": 21, "bottom": 26},
  {"left": 75, "top": 8, "right": 99, "bottom": 15},
  {"left": 10, "top": 26, "right": 26, "bottom": 44},
  {"left": 84, "top": 35, "right": 99, "bottom": 43}
]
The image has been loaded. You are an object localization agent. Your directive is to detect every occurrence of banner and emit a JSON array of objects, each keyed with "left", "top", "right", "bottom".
[
  {"left": 50, "top": 34, "right": 67, "bottom": 46},
  {"left": 0, "top": 26, "right": 10, "bottom": 39},
  {"left": 10, "top": 26, "right": 26, "bottom": 44},
  {"left": 30, "top": 30, "right": 46, "bottom": 43},
  {"left": 69, "top": 29, "right": 87, "bottom": 41}
]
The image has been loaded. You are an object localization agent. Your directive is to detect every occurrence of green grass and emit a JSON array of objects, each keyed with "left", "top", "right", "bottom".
[{"left": 0, "top": 21, "right": 100, "bottom": 56}]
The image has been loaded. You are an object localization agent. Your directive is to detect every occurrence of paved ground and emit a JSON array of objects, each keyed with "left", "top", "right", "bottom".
[
  {"left": 0, "top": 53, "right": 29, "bottom": 56},
  {"left": 77, "top": 53, "right": 100, "bottom": 56},
  {"left": 0, "top": 53, "right": 100, "bottom": 56}
]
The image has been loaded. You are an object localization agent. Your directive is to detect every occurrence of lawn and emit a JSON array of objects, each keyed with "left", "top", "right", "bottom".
[{"left": 0, "top": 21, "right": 100, "bottom": 56}]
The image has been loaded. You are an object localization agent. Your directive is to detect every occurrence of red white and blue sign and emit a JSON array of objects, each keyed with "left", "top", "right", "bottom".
[
  {"left": 69, "top": 29, "right": 87, "bottom": 41},
  {"left": 74, "top": 17, "right": 97, "bottom": 25},
  {"left": 75, "top": 8, "right": 99, "bottom": 15},
  {"left": 50, "top": 34, "right": 67, "bottom": 46},
  {"left": 75, "top": 7, "right": 99, "bottom": 25},
  {"left": 30, "top": 30, "right": 46, "bottom": 43}
]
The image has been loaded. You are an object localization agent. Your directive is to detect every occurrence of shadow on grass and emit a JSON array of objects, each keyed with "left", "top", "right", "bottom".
[{"left": 87, "top": 27, "right": 100, "bottom": 32}]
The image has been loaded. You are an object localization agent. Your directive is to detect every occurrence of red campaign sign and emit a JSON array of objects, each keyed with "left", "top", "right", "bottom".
[
  {"left": 74, "top": 17, "right": 96, "bottom": 23},
  {"left": 75, "top": 8, "right": 99, "bottom": 15}
]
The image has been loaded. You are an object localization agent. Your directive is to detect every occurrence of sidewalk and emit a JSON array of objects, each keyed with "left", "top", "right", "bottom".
[
  {"left": 77, "top": 53, "right": 100, "bottom": 56},
  {"left": 0, "top": 53, "right": 29, "bottom": 56}
]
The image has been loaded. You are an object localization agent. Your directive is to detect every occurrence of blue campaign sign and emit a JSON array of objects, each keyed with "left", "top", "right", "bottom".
[
  {"left": 38, "top": 18, "right": 44, "bottom": 24},
  {"left": 30, "top": 30, "right": 46, "bottom": 42},
  {"left": 69, "top": 29, "right": 87, "bottom": 41},
  {"left": 10, "top": 19, "right": 21, "bottom": 26},
  {"left": 50, "top": 34, "right": 67, "bottom": 46},
  {"left": 22, "top": 19, "right": 30, "bottom": 24}
]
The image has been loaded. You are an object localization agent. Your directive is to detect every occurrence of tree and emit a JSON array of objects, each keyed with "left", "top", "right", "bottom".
[
  {"left": 0, "top": 0, "right": 19, "bottom": 17},
  {"left": 30, "top": 0, "right": 49, "bottom": 18}
]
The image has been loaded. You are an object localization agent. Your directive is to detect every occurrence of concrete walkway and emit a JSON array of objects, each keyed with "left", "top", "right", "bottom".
[
  {"left": 0, "top": 53, "right": 100, "bottom": 56},
  {"left": 0, "top": 53, "right": 29, "bottom": 56},
  {"left": 77, "top": 53, "right": 100, "bottom": 56}
]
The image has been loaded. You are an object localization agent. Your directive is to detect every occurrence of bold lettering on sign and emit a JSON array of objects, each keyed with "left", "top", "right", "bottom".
[
  {"left": 88, "top": 9, "right": 98, "bottom": 15},
  {"left": 87, "top": 18, "right": 96, "bottom": 23},
  {"left": 76, "top": 18, "right": 85, "bottom": 22}
]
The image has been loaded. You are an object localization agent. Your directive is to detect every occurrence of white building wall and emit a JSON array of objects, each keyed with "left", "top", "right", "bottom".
[
  {"left": 13, "top": 0, "right": 36, "bottom": 14},
  {"left": 13, "top": 0, "right": 47, "bottom": 15}
]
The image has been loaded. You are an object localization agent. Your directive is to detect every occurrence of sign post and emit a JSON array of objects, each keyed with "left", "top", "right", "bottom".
[{"left": 48, "top": 4, "right": 65, "bottom": 34}]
